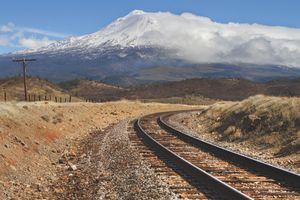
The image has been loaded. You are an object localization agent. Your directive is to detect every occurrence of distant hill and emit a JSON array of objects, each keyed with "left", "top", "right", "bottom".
[
  {"left": 0, "top": 76, "right": 81, "bottom": 102},
  {"left": 264, "top": 78, "right": 300, "bottom": 97},
  {"left": 58, "top": 79, "right": 125, "bottom": 102},
  {"left": 124, "top": 78, "right": 263, "bottom": 101},
  {"left": 2, "top": 76, "right": 300, "bottom": 103},
  {"left": 103, "top": 64, "right": 300, "bottom": 87},
  {"left": 123, "top": 78, "right": 300, "bottom": 101},
  {"left": 61, "top": 77, "right": 300, "bottom": 102}
]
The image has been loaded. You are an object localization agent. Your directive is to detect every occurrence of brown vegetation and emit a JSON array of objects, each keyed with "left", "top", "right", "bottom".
[
  {"left": 141, "top": 95, "right": 216, "bottom": 105},
  {"left": 58, "top": 79, "right": 125, "bottom": 102},
  {"left": 60, "top": 77, "right": 300, "bottom": 103},
  {"left": 2, "top": 76, "right": 300, "bottom": 104},
  {"left": 205, "top": 95, "right": 300, "bottom": 151},
  {"left": 124, "top": 78, "right": 300, "bottom": 101},
  {"left": 0, "top": 77, "right": 81, "bottom": 102},
  {"left": 170, "top": 95, "right": 300, "bottom": 172}
]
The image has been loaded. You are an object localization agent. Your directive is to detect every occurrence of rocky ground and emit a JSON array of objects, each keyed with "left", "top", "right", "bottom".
[
  {"left": 52, "top": 119, "right": 176, "bottom": 200},
  {"left": 0, "top": 100, "right": 194, "bottom": 199},
  {"left": 168, "top": 95, "right": 300, "bottom": 173}
]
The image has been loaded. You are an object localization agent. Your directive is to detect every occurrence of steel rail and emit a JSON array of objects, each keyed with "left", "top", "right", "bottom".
[
  {"left": 135, "top": 115, "right": 253, "bottom": 200},
  {"left": 158, "top": 112, "right": 300, "bottom": 188}
]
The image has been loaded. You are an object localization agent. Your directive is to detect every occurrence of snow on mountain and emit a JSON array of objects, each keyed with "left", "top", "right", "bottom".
[
  {"left": 2, "top": 10, "right": 300, "bottom": 83},
  {"left": 17, "top": 10, "right": 300, "bottom": 68}
]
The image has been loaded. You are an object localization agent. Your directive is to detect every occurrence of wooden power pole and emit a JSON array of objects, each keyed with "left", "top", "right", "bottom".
[{"left": 13, "top": 58, "right": 36, "bottom": 101}]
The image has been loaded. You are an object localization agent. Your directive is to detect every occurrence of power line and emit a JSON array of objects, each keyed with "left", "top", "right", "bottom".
[{"left": 12, "top": 58, "right": 36, "bottom": 101}]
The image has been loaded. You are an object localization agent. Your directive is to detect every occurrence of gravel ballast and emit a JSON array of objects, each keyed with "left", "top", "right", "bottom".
[{"left": 52, "top": 119, "right": 174, "bottom": 199}]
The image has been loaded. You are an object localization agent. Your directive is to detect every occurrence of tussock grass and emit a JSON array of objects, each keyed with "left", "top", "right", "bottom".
[{"left": 203, "top": 95, "right": 300, "bottom": 155}]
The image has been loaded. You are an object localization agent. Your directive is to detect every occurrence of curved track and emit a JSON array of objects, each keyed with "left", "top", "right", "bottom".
[{"left": 132, "top": 111, "right": 300, "bottom": 200}]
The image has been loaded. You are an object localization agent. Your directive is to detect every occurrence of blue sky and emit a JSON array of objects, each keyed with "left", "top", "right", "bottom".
[{"left": 1, "top": 0, "right": 300, "bottom": 54}]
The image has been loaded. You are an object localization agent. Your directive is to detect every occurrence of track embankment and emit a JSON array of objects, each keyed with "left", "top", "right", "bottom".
[{"left": 132, "top": 111, "right": 300, "bottom": 200}]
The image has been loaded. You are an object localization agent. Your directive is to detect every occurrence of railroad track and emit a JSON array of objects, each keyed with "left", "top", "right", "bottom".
[{"left": 130, "top": 111, "right": 300, "bottom": 200}]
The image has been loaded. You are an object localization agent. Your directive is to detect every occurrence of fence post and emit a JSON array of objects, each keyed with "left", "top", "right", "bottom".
[
  {"left": 28, "top": 94, "right": 31, "bottom": 102},
  {"left": 64, "top": 98, "right": 67, "bottom": 102},
  {"left": 60, "top": 97, "right": 62, "bottom": 103},
  {"left": 55, "top": 97, "right": 57, "bottom": 103},
  {"left": 38, "top": 95, "right": 41, "bottom": 101},
  {"left": 45, "top": 95, "right": 47, "bottom": 101},
  {"left": 69, "top": 95, "right": 72, "bottom": 103},
  {"left": 4, "top": 91, "right": 6, "bottom": 102}
]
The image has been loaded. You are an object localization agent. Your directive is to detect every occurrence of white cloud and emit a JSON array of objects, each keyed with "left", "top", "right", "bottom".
[
  {"left": 0, "top": 22, "right": 15, "bottom": 32},
  {"left": 0, "top": 37, "right": 10, "bottom": 45},
  {"left": 105, "top": 10, "right": 300, "bottom": 67},
  {"left": 0, "top": 22, "right": 68, "bottom": 51},
  {"left": 16, "top": 27, "right": 68, "bottom": 38},
  {"left": 18, "top": 37, "right": 56, "bottom": 49},
  {"left": 158, "top": 12, "right": 300, "bottom": 67}
]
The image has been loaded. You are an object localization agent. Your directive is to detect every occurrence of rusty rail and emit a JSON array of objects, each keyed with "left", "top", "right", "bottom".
[
  {"left": 134, "top": 111, "right": 300, "bottom": 199},
  {"left": 135, "top": 115, "right": 252, "bottom": 200},
  {"left": 159, "top": 113, "right": 300, "bottom": 187}
]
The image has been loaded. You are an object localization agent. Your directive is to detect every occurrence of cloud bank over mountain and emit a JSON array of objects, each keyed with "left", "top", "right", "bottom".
[
  {"left": 102, "top": 10, "right": 300, "bottom": 67},
  {"left": 12, "top": 10, "right": 300, "bottom": 68}
]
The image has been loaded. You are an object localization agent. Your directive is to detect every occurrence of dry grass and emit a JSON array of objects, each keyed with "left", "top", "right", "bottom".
[
  {"left": 169, "top": 95, "right": 300, "bottom": 172},
  {"left": 0, "top": 77, "right": 82, "bottom": 102},
  {"left": 141, "top": 95, "right": 216, "bottom": 105},
  {"left": 203, "top": 95, "right": 300, "bottom": 155},
  {"left": 59, "top": 79, "right": 125, "bottom": 101}
]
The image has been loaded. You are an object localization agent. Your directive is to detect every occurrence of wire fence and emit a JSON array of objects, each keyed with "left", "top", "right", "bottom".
[{"left": 0, "top": 91, "right": 97, "bottom": 103}]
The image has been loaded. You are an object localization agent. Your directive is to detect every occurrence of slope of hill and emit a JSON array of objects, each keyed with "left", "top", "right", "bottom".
[
  {"left": 111, "top": 64, "right": 300, "bottom": 86},
  {"left": 58, "top": 79, "right": 125, "bottom": 101},
  {"left": 124, "top": 78, "right": 263, "bottom": 101},
  {"left": 2, "top": 76, "right": 300, "bottom": 103},
  {"left": 265, "top": 78, "right": 300, "bottom": 96},
  {"left": 121, "top": 77, "right": 300, "bottom": 101},
  {"left": 169, "top": 95, "right": 300, "bottom": 172},
  {"left": 57, "top": 77, "right": 300, "bottom": 102},
  {"left": 0, "top": 77, "right": 81, "bottom": 101}
]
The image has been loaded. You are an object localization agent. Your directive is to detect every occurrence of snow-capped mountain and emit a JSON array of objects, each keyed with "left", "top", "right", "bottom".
[
  {"left": 17, "top": 10, "right": 170, "bottom": 56},
  {"left": 1, "top": 10, "right": 300, "bottom": 84}
]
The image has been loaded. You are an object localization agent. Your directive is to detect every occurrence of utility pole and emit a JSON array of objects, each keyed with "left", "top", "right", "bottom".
[{"left": 13, "top": 58, "right": 36, "bottom": 101}]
